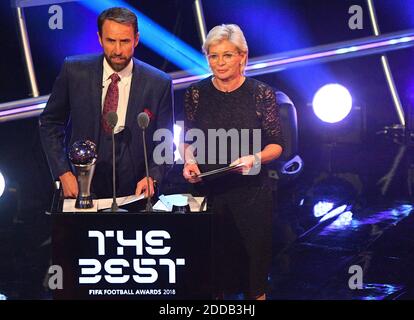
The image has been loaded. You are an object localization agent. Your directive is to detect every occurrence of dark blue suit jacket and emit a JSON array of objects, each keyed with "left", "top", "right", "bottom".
[{"left": 39, "top": 54, "right": 174, "bottom": 192}]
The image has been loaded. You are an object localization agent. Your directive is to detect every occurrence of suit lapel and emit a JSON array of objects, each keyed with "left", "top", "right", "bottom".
[
  {"left": 125, "top": 58, "right": 147, "bottom": 129},
  {"left": 90, "top": 54, "right": 104, "bottom": 142}
]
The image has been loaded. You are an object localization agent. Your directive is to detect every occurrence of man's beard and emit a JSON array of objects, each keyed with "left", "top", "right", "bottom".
[{"left": 105, "top": 54, "right": 132, "bottom": 72}]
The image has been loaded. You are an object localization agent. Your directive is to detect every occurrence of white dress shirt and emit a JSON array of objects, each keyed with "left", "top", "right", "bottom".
[{"left": 101, "top": 58, "right": 133, "bottom": 133}]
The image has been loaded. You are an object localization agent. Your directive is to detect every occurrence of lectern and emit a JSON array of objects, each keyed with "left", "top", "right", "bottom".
[{"left": 51, "top": 199, "right": 214, "bottom": 299}]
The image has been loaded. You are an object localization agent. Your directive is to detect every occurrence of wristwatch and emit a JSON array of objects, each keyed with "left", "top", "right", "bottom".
[
  {"left": 185, "top": 158, "right": 197, "bottom": 166},
  {"left": 253, "top": 153, "right": 261, "bottom": 168}
]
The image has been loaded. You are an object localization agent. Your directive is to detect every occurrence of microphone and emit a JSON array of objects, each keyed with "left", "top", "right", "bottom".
[
  {"left": 137, "top": 112, "right": 153, "bottom": 212},
  {"left": 103, "top": 111, "right": 127, "bottom": 212},
  {"left": 137, "top": 112, "right": 150, "bottom": 129},
  {"left": 107, "top": 111, "right": 118, "bottom": 130}
]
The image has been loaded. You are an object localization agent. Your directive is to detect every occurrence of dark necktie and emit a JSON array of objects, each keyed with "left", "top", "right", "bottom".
[{"left": 102, "top": 73, "right": 121, "bottom": 134}]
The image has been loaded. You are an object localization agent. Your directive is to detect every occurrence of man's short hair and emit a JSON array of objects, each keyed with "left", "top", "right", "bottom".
[{"left": 98, "top": 7, "right": 138, "bottom": 36}]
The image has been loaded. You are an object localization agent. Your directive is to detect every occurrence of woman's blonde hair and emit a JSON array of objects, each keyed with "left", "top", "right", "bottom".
[{"left": 202, "top": 24, "right": 248, "bottom": 74}]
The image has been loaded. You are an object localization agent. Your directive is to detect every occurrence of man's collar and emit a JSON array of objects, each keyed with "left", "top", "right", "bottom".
[{"left": 103, "top": 57, "right": 133, "bottom": 81}]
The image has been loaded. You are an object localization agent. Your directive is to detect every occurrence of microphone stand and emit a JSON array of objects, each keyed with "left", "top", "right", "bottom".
[
  {"left": 104, "top": 123, "right": 127, "bottom": 212},
  {"left": 142, "top": 128, "right": 153, "bottom": 212},
  {"left": 110, "top": 127, "right": 119, "bottom": 211}
]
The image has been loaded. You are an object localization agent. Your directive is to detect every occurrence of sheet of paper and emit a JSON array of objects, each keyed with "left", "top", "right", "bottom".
[
  {"left": 152, "top": 200, "right": 170, "bottom": 211},
  {"left": 62, "top": 194, "right": 144, "bottom": 212},
  {"left": 157, "top": 194, "right": 174, "bottom": 211},
  {"left": 97, "top": 194, "right": 145, "bottom": 210},
  {"left": 153, "top": 194, "right": 207, "bottom": 212},
  {"left": 62, "top": 199, "right": 98, "bottom": 212},
  {"left": 165, "top": 194, "right": 188, "bottom": 206},
  {"left": 186, "top": 195, "right": 207, "bottom": 212}
]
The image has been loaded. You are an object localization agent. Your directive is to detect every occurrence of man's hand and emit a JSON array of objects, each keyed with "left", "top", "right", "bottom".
[
  {"left": 136, "top": 177, "right": 155, "bottom": 198},
  {"left": 183, "top": 163, "right": 202, "bottom": 183},
  {"left": 59, "top": 171, "right": 78, "bottom": 198}
]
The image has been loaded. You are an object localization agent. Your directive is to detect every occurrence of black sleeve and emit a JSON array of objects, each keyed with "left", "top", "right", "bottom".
[
  {"left": 183, "top": 85, "right": 199, "bottom": 135},
  {"left": 38, "top": 57, "right": 72, "bottom": 180},
  {"left": 148, "top": 78, "right": 174, "bottom": 184},
  {"left": 257, "top": 84, "right": 285, "bottom": 149}
]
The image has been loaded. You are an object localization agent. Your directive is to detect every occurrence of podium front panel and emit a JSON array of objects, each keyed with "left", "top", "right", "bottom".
[{"left": 52, "top": 212, "right": 213, "bottom": 300}]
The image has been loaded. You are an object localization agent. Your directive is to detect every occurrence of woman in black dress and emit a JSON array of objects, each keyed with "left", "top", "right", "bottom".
[{"left": 182, "top": 24, "right": 284, "bottom": 300}]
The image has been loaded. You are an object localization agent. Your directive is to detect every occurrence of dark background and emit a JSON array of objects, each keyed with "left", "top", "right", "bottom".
[
  {"left": 0, "top": 0, "right": 413, "bottom": 268},
  {"left": 0, "top": 0, "right": 413, "bottom": 300},
  {"left": 1, "top": 0, "right": 413, "bottom": 214}
]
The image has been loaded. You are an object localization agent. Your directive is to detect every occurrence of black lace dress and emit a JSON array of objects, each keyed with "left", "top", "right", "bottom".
[{"left": 184, "top": 76, "right": 284, "bottom": 297}]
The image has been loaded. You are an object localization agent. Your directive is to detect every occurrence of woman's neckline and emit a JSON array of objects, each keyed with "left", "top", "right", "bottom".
[{"left": 210, "top": 76, "right": 247, "bottom": 93}]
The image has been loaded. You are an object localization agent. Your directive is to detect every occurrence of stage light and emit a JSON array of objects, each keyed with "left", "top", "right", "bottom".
[
  {"left": 319, "top": 204, "right": 348, "bottom": 222},
  {"left": 312, "top": 84, "right": 352, "bottom": 123},
  {"left": 0, "top": 171, "right": 5, "bottom": 198},
  {"left": 313, "top": 200, "right": 334, "bottom": 218},
  {"left": 331, "top": 211, "right": 353, "bottom": 227}
]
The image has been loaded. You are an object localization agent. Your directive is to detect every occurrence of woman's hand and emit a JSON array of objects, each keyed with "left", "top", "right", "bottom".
[
  {"left": 230, "top": 155, "right": 258, "bottom": 175},
  {"left": 183, "top": 163, "right": 202, "bottom": 183}
]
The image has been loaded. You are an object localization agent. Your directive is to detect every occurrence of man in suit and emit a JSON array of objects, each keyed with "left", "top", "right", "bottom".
[{"left": 39, "top": 7, "right": 174, "bottom": 200}]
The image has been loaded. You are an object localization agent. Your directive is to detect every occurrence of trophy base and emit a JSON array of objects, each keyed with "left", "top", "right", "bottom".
[
  {"left": 75, "top": 196, "right": 94, "bottom": 209},
  {"left": 172, "top": 205, "right": 191, "bottom": 214}
]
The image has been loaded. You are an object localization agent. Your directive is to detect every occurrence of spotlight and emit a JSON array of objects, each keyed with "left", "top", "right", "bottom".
[
  {"left": 0, "top": 171, "right": 5, "bottom": 198},
  {"left": 313, "top": 200, "right": 334, "bottom": 218},
  {"left": 312, "top": 84, "right": 352, "bottom": 123},
  {"left": 319, "top": 204, "right": 348, "bottom": 222},
  {"left": 331, "top": 211, "right": 353, "bottom": 227}
]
